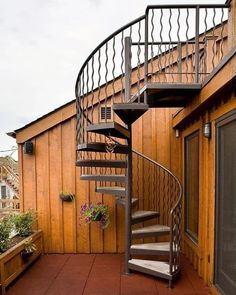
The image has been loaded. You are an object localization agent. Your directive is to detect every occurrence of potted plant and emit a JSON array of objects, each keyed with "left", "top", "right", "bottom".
[
  {"left": 0, "top": 211, "right": 42, "bottom": 295},
  {"left": 80, "top": 202, "right": 110, "bottom": 229},
  {"left": 59, "top": 191, "right": 74, "bottom": 202},
  {"left": 12, "top": 209, "right": 37, "bottom": 237},
  {"left": 21, "top": 237, "right": 37, "bottom": 261}
]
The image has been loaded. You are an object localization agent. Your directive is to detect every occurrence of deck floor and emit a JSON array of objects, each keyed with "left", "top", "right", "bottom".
[{"left": 6, "top": 254, "right": 211, "bottom": 295}]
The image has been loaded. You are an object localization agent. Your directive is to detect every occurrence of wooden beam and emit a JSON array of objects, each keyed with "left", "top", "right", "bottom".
[
  {"left": 172, "top": 50, "right": 236, "bottom": 128},
  {"left": 16, "top": 102, "right": 76, "bottom": 143}
]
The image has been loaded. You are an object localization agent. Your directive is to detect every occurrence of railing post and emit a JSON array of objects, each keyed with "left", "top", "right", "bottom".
[
  {"left": 124, "top": 125, "right": 132, "bottom": 274},
  {"left": 144, "top": 9, "right": 149, "bottom": 103},
  {"left": 177, "top": 43, "right": 182, "bottom": 83},
  {"left": 195, "top": 6, "right": 200, "bottom": 83},
  {"left": 125, "top": 37, "right": 132, "bottom": 103}
]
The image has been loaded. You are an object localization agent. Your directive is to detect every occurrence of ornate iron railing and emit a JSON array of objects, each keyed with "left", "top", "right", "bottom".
[
  {"left": 75, "top": 4, "right": 229, "bottom": 151},
  {"left": 144, "top": 5, "right": 228, "bottom": 85},
  {"left": 132, "top": 150, "right": 182, "bottom": 274}
]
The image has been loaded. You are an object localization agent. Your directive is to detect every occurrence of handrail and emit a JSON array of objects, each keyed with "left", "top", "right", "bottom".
[
  {"left": 146, "top": 4, "right": 229, "bottom": 11},
  {"left": 75, "top": 14, "right": 145, "bottom": 99},
  {"left": 132, "top": 149, "right": 182, "bottom": 275}
]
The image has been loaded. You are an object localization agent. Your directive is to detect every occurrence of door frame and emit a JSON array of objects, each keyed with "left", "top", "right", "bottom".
[{"left": 214, "top": 108, "right": 236, "bottom": 294}]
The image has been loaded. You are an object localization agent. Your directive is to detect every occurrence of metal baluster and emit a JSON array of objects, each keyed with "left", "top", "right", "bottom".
[
  {"left": 185, "top": 8, "right": 190, "bottom": 82},
  {"left": 86, "top": 63, "right": 90, "bottom": 142},
  {"left": 177, "top": 8, "right": 182, "bottom": 83},
  {"left": 104, "top": 42, "right": 109, "bottom": 122},
  {"left": 219, "top": 8, "right": 225, "bottom": 62},
  {"left": 144, "top": 8, "right": 149, "bottom": 103},
  {"left": 81, "top": 71, "right": 85, "bottom": 143},
  {"left": 158, "top": 8, "right": 164, "bottom": 83},
  {"left": 212, "top": 8, "right": 217, "bottom": 70},
  {"left": 91, "top": 56, "right": 95, "bottom": 121},
  {"left": 168, "top": 9, "right": 174, "bottom": 82},
  {"left": 195, "top": 6, "right": 200, "bottom": 83},
  {"left": 137, "top": 21, "right": 141, "bottom": 103},
  {"left": 97, "top": 49, "right": 101, "bottom": 123},
  {"left": 150, "top": 9, "right": 155, "bottom": 81},
  {"left": 203, "top": 8, "right": 208, "bottom": 81},
  {"left": 120, "top": 31, "right": 125, "bottom": 103},
  {"left": 112, "top": 36, "right": 116, "bottom": 105}
]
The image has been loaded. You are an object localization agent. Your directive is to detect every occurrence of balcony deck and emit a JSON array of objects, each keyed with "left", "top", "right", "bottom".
[{"left": 6, "top": 254, "right": 211, "bottom": 295}]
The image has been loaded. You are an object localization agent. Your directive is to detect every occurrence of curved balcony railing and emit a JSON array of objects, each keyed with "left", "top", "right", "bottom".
[
  {"left": 132, "top": 150, "right": 182, "bottom": 274},
  {"left": 75, "top": 15, "right": 146, "bottom": 148},
  {"left": 75, "top": 4, "right": 228, "bottom": 152}
]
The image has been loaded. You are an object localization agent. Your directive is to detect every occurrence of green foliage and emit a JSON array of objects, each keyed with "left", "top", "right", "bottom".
[
  {"left": 0, "top": 216, "right": 13, "bottom": 253},
  {"left": 12, "top": 210, "right": 37, "bottom": 237}
]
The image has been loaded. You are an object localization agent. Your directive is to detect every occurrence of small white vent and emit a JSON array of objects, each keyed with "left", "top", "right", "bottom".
[{"left": 100, "top": 105, "right": 112, "bottom": 121}]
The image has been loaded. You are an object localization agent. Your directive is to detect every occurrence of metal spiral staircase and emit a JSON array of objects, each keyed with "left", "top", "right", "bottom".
[{"left": 75, "top": 4, "right": 228, "bottom": 287}]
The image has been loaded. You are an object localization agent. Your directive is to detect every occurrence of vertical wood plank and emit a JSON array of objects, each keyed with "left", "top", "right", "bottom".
[
  {"left": 48, "top": 125, "right": 63, "bottom": 253},
  {"left": 18, "top": 144, "right": 24, "bottom": 212},
  {"left": 22, "top": 138, "right": 36, "bottom": 210},
  {"left": 35, "top": 133, "right": 51, "bottom": 252},
  {"left": 61, "top": 120, "right": 76, "bottom": 253}
]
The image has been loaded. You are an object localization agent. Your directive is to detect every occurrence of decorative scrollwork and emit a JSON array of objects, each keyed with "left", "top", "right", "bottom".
[{"left": 105, "top": 137, "right": 117, "bottom": 153}]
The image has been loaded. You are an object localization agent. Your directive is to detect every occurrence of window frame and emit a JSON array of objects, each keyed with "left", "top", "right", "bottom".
[{"left": 184, "top": 130, "right": 200, "bottom": 244}]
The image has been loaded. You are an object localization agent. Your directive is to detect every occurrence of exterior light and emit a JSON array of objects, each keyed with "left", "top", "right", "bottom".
[
  {"left": 23, "top": 141, "right": 34, "bottom": 155},
  {"left": 203, "top": 122, "right": 211, "bottom": 138},
  {"left": 175, "top": 129, "right": 180, "bottom": 138}
]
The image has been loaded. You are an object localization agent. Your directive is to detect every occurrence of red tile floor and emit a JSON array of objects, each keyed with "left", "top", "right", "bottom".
[{"left": 6, "top": 254, "right": 211, "bottom": 295}]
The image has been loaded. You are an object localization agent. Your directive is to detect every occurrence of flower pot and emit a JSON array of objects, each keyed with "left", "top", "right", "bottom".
[
  {"left": 21, "top": 249, "right": 33, "bottom": 261},
  {"left": 59, "top": 193, "right": 74, "bottom": 202},
  {"left": 92, "top": 212, "right": 102, "bottom": 221}
]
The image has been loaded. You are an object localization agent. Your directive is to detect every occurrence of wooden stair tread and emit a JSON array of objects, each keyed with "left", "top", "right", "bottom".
[
  {"left": 131, "top": 210, "right": 160, "bottom": 224},
  {"left": 132, "top": 224, "right": 170, "bottom": 238},
  {"left": 81, "top": 174, "right": 126, "bottom": 182},
  {"left": 77, "top": 142, "right": 129, "bottom": 154},
  {"left": 95, "top": 186, "right": 126, "bottom": 196},
  {"left": 131, "top": 83, "right": 201, "bottom": 107},
  {"left": 128, "top": 259, "right": 174, "bottom": 279},
  {"left": 76, "top": 159, "right": 127, "bottom": 168},
  {"left": 86, "top": 122, "right": 130, "bottom": 139},
  {"left": 113, "top": 103, "right": 149, "bottom": 125},
  {"left": 130, "top": 242, "right": 170, "bottom": 255}
]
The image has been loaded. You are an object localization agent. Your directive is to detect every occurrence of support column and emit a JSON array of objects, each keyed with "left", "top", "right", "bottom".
[
  {"left": 125, "top": 37, "right": 132, "bottom": 103},
  {"left": 124, "top": 125, "right": 132, "bottom": 274}
]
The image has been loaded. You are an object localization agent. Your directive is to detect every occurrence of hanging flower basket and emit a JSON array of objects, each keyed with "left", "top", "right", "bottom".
[
  {"left": 59, "top": 192, "right": 74, "bottom": 202},
  {"left": 80, "top": 202, "right": 110, "bottom": 229}
]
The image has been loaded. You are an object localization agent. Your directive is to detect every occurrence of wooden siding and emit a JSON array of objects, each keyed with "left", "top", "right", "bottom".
[
  {"left": 18, "top": 106, "right": 180, "bottom": 254},
  {"left": 179, "top": 84, "right": 236, "bottom": 291}
]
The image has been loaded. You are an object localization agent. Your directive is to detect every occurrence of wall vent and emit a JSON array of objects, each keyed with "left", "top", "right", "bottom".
[{"left": 100, "top": 105, "right": 112, "bottom": 121}]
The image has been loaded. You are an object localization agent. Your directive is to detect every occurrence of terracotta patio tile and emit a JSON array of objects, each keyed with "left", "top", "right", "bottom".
[
  {"left": 121, "top": 273, "right": 158, "bottom": 295},
  {"left": 5, "top": 254, "right": 211, "bottom": 295},
  {"left": 83, "top": 277, "right": 120, "bottom": 295}
]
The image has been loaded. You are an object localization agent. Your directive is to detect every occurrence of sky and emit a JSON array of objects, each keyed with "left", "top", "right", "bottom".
[{"left": 0, "top": 0, "right": 226, "bottom": 159}]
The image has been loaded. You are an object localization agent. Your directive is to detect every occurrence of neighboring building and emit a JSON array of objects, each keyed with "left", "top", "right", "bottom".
[
  {"left": 0, "top": 156, "right": 20, "bottom": 214},
  {"left": 9, "top": 1, "right": 236, "bottom": 294}
]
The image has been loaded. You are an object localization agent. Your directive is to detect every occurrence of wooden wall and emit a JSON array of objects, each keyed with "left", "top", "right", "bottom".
[
  {"left": 178, "top": 84, "right": 236, "bottom": 292},
  {"left": 18, "top": 106, "right": 180, "bottom": 254}
]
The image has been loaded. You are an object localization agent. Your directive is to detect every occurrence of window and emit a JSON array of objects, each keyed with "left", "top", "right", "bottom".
[
  {"left": 1, "top": 185, "right": 7, "bottom": 199},
  {"left": 184, "top": 131, "right": 199, "bottom": 243}
]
